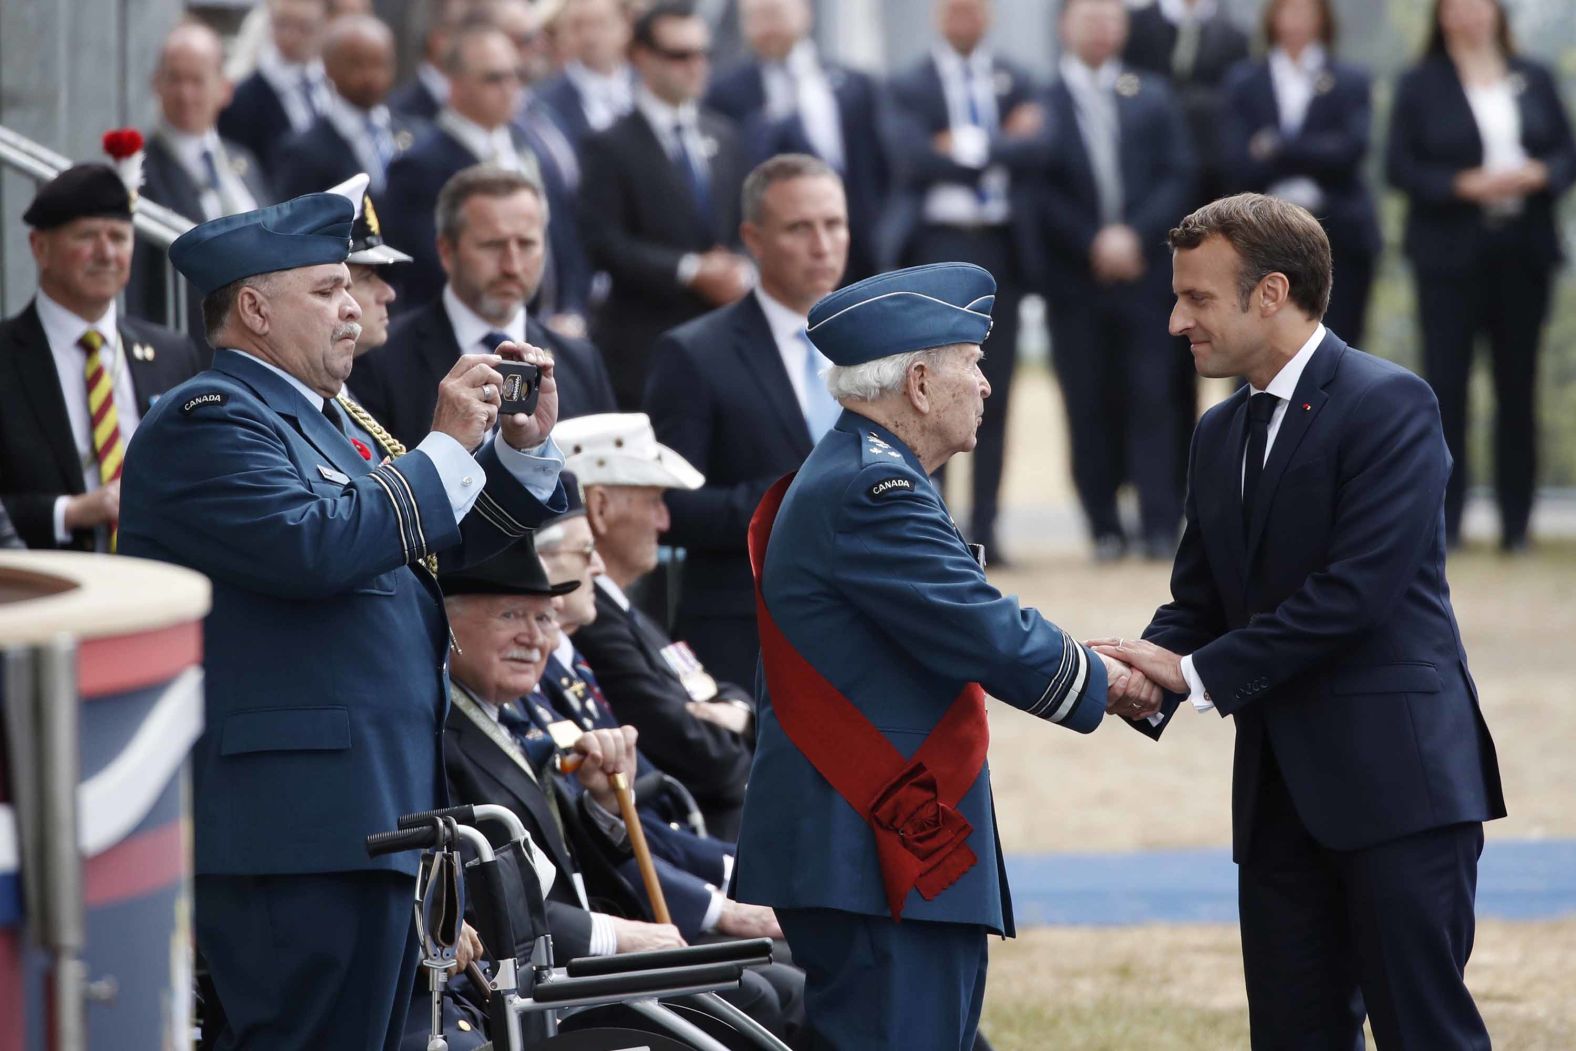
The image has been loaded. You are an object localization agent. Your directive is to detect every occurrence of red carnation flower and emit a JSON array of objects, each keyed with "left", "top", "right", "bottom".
[
  {"left": 351, "top": 437, "right": 374, "bottom": 462},
  {"left": 102, "top": 128, "right": 144, "bottom": 160}
]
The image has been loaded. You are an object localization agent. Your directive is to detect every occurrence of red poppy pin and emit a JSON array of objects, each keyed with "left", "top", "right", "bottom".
[
  {"left": 351, "top": 437, "right": 373, "bottom": 461},
  {"left": 1302, "top": 403, "right": 1312, "bottom": 412}
]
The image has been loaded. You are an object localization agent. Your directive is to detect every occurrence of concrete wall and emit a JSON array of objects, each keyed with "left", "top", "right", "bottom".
[{"left": 0, "top": 0, "right": 187, "bottom": 314}]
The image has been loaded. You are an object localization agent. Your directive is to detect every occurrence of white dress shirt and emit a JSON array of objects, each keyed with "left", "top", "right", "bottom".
[
  {"left": 244, "top": 352, "right": 563, "bottom": 524},
  {"left": 565, "top": 61, "right": 635, "bottom": 131},
  {"left": 1265, "top": 46, "right": 1327, "bottom": 212},
  {"left": 156, "top": 123, "right": 259, "bottom": 221},
  {"left": 444, "top": 284, "right": 528, "bottom": 356},
  {"left": 753, "top": 287, "right": 821, "bottom": 417},
  {"left": 1177, "top": 323, "right": 1326, "bottom": 713},
  {"left": 924, "top": 45, "right": 1010, "bottom": 226},
  {"left": 1059, "top": 55, "right": 1126, "bottom": 225},
  {"left": 256, "top": 44, "right": 328, "bottom": 133},
  {"left": 38, "top": 291, "right": 140, "bottom": 543},
  {"left": 437, "top": 108, "right": 528, "bottom": 173},
  {"left": 1157, "top": 0, "right": 1219, "bottom": 23},
  {"left": 1465, "top": 76, "right": 1529, "bottom": 219},
  {"left": 761, "top": 40, "right": 845, "bottom": 171}
]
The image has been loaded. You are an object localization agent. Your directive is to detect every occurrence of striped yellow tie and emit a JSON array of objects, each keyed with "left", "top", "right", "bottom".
[{"left": 80, "top": 329, "right": 124, "bottom": 549}]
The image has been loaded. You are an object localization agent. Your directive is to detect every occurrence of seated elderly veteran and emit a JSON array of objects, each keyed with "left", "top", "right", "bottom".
[
  {"left": 557, "top": 414, "right": 759, "bottom": 840},
  {"left": 438, "top": 536, "right": 802, "bottom": 1039},
  {"left": 117, "top": 179, "right": 567, "bottom": 1050},
  {"left": 733, "top": 262, "right": 1152, "bottom": 1050}
]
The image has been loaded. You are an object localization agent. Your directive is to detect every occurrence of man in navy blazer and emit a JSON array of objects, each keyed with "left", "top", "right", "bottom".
[
  {"left": 382, "top": 21, "right": 548, "bottom": 312},
  {"left": 272, "top": 15, "right": 422, "bottom": 201},
  {"left": 1100, "top": 195, "right": 1503, "bottom": 1050},
  {"left": 644, "top": 154, "right": 849, "bottom": 688},
  {"left": 118, "top": 189, "right": 567, "bottom": 1049},
  {"left": 536, "top": 0, "right": 637, "bottom": 149},
  {"left": 354, "top": 165, "right": 616, "bottom": 449},
  {"left": 217, "top": 0, "right": 331, "bottom": 178},
  {"left": 705, "top": 0, "right": 891, "bottom": 282},
  {"left": 577, "top": 2, "right": 752, "bottom": 409},
  {"left": 882, "top": 0, "right": 1052, "bottom": 559},
  {"left": 1038, "top": 0, "right": 1197, "bottom": 560}
]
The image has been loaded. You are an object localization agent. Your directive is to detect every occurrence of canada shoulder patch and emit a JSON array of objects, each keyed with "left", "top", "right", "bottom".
[
  {"left": 180, "top": 391, "right": 229, "bottom": 415},
  {"left": 868, "top": 476, "right": 914, "bottom": 499}
]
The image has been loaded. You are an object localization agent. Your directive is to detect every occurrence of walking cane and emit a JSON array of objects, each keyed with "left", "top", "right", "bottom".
[{"left": 611, "top": 770, "right": 672, "bottom": 925}]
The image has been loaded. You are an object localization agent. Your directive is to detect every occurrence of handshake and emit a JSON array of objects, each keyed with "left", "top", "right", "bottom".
[{"left": 1086, "top": 637, "right": 1189, "bottom": 722}]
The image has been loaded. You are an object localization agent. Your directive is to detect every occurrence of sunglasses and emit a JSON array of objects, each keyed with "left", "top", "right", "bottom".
[{"left": 649, "top": 44, "right": 710, "bottom": 63}]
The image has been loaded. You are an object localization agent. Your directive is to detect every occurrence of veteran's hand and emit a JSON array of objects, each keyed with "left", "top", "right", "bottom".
[
  {"left": 612, "top": 917, "right": 687, "bottom": 952},
  {"left": 1090, "top": 637, "right": 1188, "bottom": 695},
  {"left": 432, "top": 354, "right": 503, "bottom": 451},
  {"left": 687, "top": 699, "right": 752, "bottom": 736},
  {"left": 716, "top": 900, "right": 783, "bottom": 940},
  {"left": 494, "top": 340, "right": 559, "bottom": 450},
  {"left": 574, "top": 725, "right": 639, "bottom": 812},
  {"left": 452, "top": 921, "right": 484, "bottom": 973}
]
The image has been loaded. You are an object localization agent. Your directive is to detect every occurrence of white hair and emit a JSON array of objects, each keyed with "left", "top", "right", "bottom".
[{"left": 823, "top": 345, "right": 959, "bottom": 404}]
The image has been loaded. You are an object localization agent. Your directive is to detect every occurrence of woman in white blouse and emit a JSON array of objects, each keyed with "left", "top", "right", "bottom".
[
  {"left": 1220, "top": 0, "right": 1381, "bottom": 345},
  {"left": 1387, "top": 0, "right": 1576, "bottom": 552}
]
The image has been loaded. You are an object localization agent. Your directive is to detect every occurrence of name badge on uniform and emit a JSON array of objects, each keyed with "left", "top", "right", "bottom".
[
  {"left": 660, "top": 641, "right": 719, "bottom": 702},
  {"left": 318, "top": 465, "right": 351, "bottom": 484}
]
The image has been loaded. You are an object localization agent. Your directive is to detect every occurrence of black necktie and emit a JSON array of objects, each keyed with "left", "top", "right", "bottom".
[
  {"left": 322, "top": 398, "right": 348, "bottom": 436},
  {"left": 1241, "top": 393, "right": 1280, "bottom": 529}
]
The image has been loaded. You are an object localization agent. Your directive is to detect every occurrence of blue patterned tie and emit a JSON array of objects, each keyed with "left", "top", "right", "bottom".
[
  {"left": 673, "top": 120, "right": 712, "bottom": 219},
  {"left": 498, "top": 700, "right": 556, "bottom": 770},
  {"left": 482, "top": 330, "right": 511, "bottom": 352},
  {"left": 799, "top": 329, "right": 841, "bottom": 440}
]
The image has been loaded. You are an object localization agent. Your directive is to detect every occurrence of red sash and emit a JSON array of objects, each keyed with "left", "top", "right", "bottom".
[{"left": 748, "top": 473, "right": 989, "bottom": 921}]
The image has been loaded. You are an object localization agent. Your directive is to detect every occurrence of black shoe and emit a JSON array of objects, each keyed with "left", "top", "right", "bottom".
[
  {"left": 1501, "top": 534, "right": 1531, "bottom": 556},
  {"left": 1092, "top": 533, "right": 1127, "bottom": 563},
  {"left": 1142, "top": 531, "right": 1177, "bottom": 562}
]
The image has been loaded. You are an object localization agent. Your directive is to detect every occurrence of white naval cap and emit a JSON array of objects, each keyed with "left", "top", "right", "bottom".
[{"left": 557, "top": 413, "right": 705, "bottom": 491}]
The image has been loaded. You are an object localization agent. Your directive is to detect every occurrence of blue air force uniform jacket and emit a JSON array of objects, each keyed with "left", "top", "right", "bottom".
[
  {"left": 119, "top": 350, "right": 564, "bottom": 877},
  {"left": 733, "top": 411, "right": 1107, "bottom": 934}
]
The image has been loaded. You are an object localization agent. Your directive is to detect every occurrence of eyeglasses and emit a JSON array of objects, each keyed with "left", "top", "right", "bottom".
[
  {"left": 475, "top": 68, "right": 522, "bottom": 86},
  {"left": 544, "top": 541, "right": 598, "bottom": 564},
  {"left": 649, "top": 44, "right": 710, "bottom": 63}
]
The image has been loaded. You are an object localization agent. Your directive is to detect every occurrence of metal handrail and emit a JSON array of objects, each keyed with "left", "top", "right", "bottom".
[{"left": 0, "top": 125, "right": 194, "bottom": 249}]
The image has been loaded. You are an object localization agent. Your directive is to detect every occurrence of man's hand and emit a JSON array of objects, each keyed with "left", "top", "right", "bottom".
[
  {"left": 1090, "top": 225, "right": 1145, "bottom": 284},
  {"left": 574, "top": 725, "right": 639, "bottom": 813},
  {"left": 686, "top": 699, "right": 751, "bottom": 736},
  {"left": 689, "top": 249, "right": 753, "bottom": 306},
  {"left": 715, "top": 900, "right": 783, "bottom": 940},
  {"left": 1002, "top": 101, "right": 1046, "bottom": 137},
  {"left": 611, "top": 916, "right": 687, "bottom": 952},
  {"left": 432, "top": 354, "right": 503, "bottom": 451},
  {"left": 452, "top": 921, "right": 484, "bottom": 973},
  {"left": 64, "top": 481, "right": 120, "bottom": 530},
  {"left": 493, "top": 340, "right": 559, "bottom": 450},
  {"left": 1090, "top": 637, "right": 1188, "bottom": 695}
]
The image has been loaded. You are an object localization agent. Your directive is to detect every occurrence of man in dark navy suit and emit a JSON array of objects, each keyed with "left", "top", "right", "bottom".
[
  {"left": 1100, "top": 195, "right": 1503, "bottom": 1050},
  {"left": 705, "top": 0, "right": 891, "bottom": 282},
  {"left": 119, "top": 186, "right": 567, "bottom": 1049},
  {"left": 127, "top": 21, "right": 272, "bottom": 335},
  {"left": 1039, "top": 0, "right": 1196, "bottom": 561},
  {"left": 218, "top": 0, "right": 331, "bottom": 179},
  {"left": 273, "top": 15, "right": 421, "bottom": 201},
  {"left": 388, "top": 4, "right": 452, "bottom": 123},
  {"left": 0, "top": 166, "right": 205, "bottom": 552},
  {"left": 644, "top": 154, "right": 848, "bottom": 688},
  {"left": 355, "top": 165, "right": 615, "bottom": 449},
  {"left": 883, "top": 0, "right": 1051, "bottom": 561},
  {"left": 382, "top": 20, "right": 545, "bottom": 311},
  {"left": 536, "top": 0, "right": 637, "bottom": 150},
  {"left": 577, "top": 1, "right": 752, "bottom": 409}
]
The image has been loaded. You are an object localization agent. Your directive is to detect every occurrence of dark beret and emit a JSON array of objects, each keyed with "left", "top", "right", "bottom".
[{"left": 22, "top": 164, "right": 132, "bottom": 230}]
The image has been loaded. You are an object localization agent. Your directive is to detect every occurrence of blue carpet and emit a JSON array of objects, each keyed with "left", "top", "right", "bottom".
[{"left": 1006, "top": 839, "right": 1576, "bottom": 926}]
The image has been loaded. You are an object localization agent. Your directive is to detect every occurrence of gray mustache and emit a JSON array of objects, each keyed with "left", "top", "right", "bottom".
[{"left": 333, "top": 322, "right": 363, "bottom": 343}]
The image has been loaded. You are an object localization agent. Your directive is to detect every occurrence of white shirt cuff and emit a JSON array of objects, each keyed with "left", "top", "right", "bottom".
[
  {"left": 676, "top": 252, "right": 702, "bottom": 286},
  {"left": 700, "top": 889, "right": 726, "bottom": 933},
  {"left": 414, "top": 431, "right": 485, "bottom": 524},
  {"left": 52, "top": 495, "right": 72, "bottom": 545},
  {"left": 950, "top": 124, "right": 991, "bottom": 169},
  {"left": 493, "top": 432, "right": 565, "bottom": 503},
  {"left": 588, "top": 912, "right": 619, "bottom": 956},
  {"left": 1180, "top": 654, "right": 1214, "bottom": 712}
]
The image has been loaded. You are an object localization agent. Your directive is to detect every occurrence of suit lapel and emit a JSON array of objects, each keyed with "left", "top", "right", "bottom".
[
  {"left": 1051, "top": 86, "right": 1100, "bottom": 207},
  {"left": 212, "top": 350, "right": 368, "bottom": 478},
  {"left": 730, "top": 296, "right": 813, "bottom": 454},
  {"left": 631, "top": 110, "right": 711, "bottom": 239},
  {"left": 422, "top": 300, "right": 468, "bottom": 391},
  {"left": 1201, "top": 391, "right": 1251, "bottom": 583},
  {"left": 1244, "top": 334, "right": 1345, "bottom": 558},
  {"left": 122, "top": 324, "right": 166, "bottom": 414},
  {"left": 10, "top": 303, "right": 86, "bottom": 490}
]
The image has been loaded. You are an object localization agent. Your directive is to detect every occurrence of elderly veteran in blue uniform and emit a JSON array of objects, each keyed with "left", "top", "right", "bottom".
[
  {"left": 118, "top": 180, "right": 567, "bottom": 1049},
  {"left": 734, "top": 262, "right": 1146, "bottom": 1049}
]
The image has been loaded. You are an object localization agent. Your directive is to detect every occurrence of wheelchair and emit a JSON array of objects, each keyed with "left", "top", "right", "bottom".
[{"left": 367, "top": 804, "right": 794, "bottom": 1051}]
